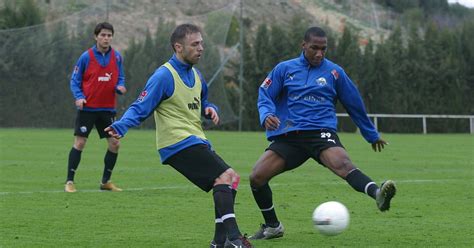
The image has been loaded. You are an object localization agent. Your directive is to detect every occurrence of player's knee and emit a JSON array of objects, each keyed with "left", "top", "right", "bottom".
[
  {"left": 74, "top": 138, "right": 87, "bottom": 150},
  {"left": 340, "top": 158, "right": 354, "bottom": 170},
  {"left": 214, "top": 169, "right": 234, "bottom": 185},
  {"left": 249, "top": 172, "right": 267, "bottom": 188},
  {"left": 332, "top": 158, "right": 354, "bottom": 177},
  {"left": 108, "top": 139, "right": 120, "bottom": 152},
  {"left": 75, "top": 143, "right": 85, "bottom": 150}
]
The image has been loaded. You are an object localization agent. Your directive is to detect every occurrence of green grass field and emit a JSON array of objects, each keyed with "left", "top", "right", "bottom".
[{"left": 1, "top": 129, "right": 473, "bottom": 247}]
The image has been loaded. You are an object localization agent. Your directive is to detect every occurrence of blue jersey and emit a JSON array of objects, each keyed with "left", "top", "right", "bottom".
[
  {"left": 258, "top": 52, "right": 379, "bottom": 143},
  {"left": 110, "top": 54, "right": 218, "bottom": 162},
  {"left": 70, "top": 45, "right": 126, "bottom": 112}
]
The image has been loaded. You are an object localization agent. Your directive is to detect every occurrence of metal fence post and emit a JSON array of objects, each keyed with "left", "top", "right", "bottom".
[
  {"left": 470, "top": 117, "right": 473, "bottom": 134},
  {"left": 423, "top": 117, "right": 427, "bottom": 134}
]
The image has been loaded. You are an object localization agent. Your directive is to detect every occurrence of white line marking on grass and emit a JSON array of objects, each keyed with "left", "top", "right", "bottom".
[{"left": 0, "top": 179, "right": 459, "bottom": 195}]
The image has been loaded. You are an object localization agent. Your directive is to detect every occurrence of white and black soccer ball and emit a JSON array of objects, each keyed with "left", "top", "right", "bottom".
[{"left": 312, "top": 201, "right": 350, "bottom": 236}]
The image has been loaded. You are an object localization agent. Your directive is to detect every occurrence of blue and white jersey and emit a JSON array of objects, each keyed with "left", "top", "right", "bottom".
[
  {"left": 258, "top": 52, "right": 379, "bottom": 143},
  {"left": 110, "top": 54, "right": 218, "bottom": 162}
]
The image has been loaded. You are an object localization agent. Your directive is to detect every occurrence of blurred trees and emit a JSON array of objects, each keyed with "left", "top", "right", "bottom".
[
  {"left": 1, "top": 0, "right": 472, "bottom": 133},
  {"left": 225, "top": 12, "right": 472, "bottom": 132},
  {"left": 0, "top": 0, "right": 43, "bottom": 29}
]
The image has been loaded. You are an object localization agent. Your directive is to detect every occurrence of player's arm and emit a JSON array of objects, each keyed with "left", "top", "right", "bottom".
[
  {"left": 106, "top": 69, "right": 173, "bottom": 138},
  {"left": 199, "top": 72, "right": 219, "bottom": 125},
  {"left": 335, "top": 68, "right": 387, "bottom": 149},
  {"left": 257, "top": 65, "right": 284, "bottom": 130},
  {"left": 115, "top": 51, "right": 127, "bottom": 95},
  {"left": 70, "top": 52, "right": 88, "bottom": 110}
]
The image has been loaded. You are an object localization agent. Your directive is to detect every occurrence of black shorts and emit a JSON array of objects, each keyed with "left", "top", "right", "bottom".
[
  {"left": 73, "top": 110, "right": 116, "bottom": 138},
  {"left": 267, "top": 130, "right": 344, "bottom": 171},
  {"left": 164, "top": 144, "right": 231, "bottom": 192}
]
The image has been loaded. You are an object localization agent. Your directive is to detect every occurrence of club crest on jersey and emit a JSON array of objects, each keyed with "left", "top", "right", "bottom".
[
  {"left": 261, "top": 78, "right": 272, "bottom": 89},
  {"left": 137, "top": 90, "right": 147, "bottom": 102},
  {"left": 331, "top": 69, "right": 339, "bottom": 80},
  {"left": 316, "top": 77, "right": 327, "bottom": 86},
  {"left": 98, "top": 73, "right": 112, "bottom": 82}
]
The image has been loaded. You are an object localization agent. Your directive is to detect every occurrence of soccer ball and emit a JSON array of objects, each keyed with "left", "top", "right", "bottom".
[{"left": 312, "top": 201, "right": 350, "bottom": 236}]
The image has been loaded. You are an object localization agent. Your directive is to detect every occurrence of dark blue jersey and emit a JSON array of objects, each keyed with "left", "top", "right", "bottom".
[{"left": 258, "top": 52, "right": 379, "bottom": 143}]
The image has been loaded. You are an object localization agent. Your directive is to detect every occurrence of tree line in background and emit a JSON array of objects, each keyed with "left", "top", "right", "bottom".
[{"left": 1, "top": 0, "right": 473, "bottom": 133}]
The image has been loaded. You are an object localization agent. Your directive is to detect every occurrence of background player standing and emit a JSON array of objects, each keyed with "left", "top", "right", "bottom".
[{"left": 65, "top": 22, "right": 127, "bottom": 193}]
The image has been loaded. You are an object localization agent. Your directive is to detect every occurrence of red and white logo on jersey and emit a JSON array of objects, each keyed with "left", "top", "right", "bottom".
[
  {"left": 98, "top": 73, "right": 112, "bottom": 82},
  {"left": 261, "top": 78, "right": 272, "bottom": 89},
  {"left": 137, "top": 90, "right": 148, "bottom": 102}
]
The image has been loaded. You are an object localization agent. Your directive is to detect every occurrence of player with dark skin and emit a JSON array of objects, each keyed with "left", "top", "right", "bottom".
[{"left": 248, "top": 26, "right": 396, "bottom": 240}]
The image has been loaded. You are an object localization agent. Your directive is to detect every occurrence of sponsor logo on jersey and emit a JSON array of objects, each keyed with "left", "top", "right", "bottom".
[
  {"left": 98, "top": 73, "right": 112, "bottom": 82},
  {"left": 316, "top": 77, "right": 327, "bottom": 86},
  {"left": 73, "top": 66, "right": 79, "bottom": 74},
  {"left": 137, "top": 90, "right": 147, "bottom": 102},
  {"left": 188, "top": 96, "right": 200, "bottom": 110},
  {"left": 261, "top": 77, "right": 272, "bottom": 89},
  {"left": 331, "top": 69, "right": 339, "bottom": 80}
]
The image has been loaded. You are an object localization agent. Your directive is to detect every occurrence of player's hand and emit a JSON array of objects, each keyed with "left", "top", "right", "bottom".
[
  {"left": 205, "top": 107, "right": 219, "bottom": 125},
  {"left": 75, "top": 99, "right": 87, "bottom": 110},
  {"left": 371, "top": 138, "right": 388, "bottom": 152},
  {"left": 116, "top": 86, "right": 127, "bottom": 94},
  {"left": 104, "top": 126, "right": 122, "bottom": 139},
  {"left": 264, "top": 115, "right": 280, "bottom": 130}
]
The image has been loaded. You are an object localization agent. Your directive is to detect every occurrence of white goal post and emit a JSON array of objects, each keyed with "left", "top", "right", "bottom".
[{"left": 336, "top": 113, "right": 474, "bottom": 134}]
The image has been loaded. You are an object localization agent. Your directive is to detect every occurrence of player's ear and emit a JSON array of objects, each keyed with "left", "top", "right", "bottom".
[{"left": 174, "top": 42, "right": 183, "bottom": 52}]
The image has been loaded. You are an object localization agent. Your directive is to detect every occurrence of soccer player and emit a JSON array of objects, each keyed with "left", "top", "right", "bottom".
[
  {"left": 105, "top": 24, "right": 253, "bottom": 248},
  {"left": 65, "top": 22, "right": 127, "bottom": 193},
  {"left": 248, "top": 26, "right": 397, "bottom": 240}
]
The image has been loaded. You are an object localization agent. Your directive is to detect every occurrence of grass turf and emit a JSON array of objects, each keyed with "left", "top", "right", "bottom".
[{"left": 1, "top": 128, "right": 473, "bottom": 247}]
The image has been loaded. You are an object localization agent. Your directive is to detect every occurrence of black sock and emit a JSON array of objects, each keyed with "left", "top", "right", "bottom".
[
  {"left": 345, "top": 169, "right": 379, "bottom": 199},
  {"left": 102, "top": 150, "right": 118, "bottom": 184},
  {"left": 232, "top": 188, "right": 237, "bottom": 202},
  {"left": 67, "top": 147, "right": 82, "bottom": 182},
  {"left": 213, "top": 188, "right": 238, "bottom": 243},
  {"left": 251, "top": 183, "right": 279, "bottom": 227},
  {"left": 213, "top": 208, "right": 226, "bottom": 244},
  {"left": 213, "top": 184, "right": 241, "bottom": 241}
]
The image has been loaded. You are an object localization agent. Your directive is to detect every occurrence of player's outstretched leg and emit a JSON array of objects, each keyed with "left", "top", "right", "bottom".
[{"left": 376, "top": 180, "right": 396, "bottom": 211}]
